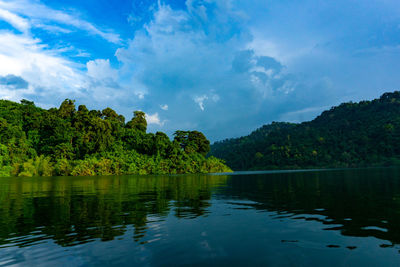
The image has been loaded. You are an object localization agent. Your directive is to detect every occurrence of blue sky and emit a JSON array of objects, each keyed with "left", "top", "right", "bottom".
[{"left": 0, "top": 0, "right": 400, "bottom": 141}]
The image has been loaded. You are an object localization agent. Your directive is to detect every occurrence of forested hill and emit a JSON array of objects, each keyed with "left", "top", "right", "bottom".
[
  {"left": 0, "top": 99, "right": 231, "bottom": 177},
  {"left": 210, "top": 91, "right": 400, "bottom": 171}
]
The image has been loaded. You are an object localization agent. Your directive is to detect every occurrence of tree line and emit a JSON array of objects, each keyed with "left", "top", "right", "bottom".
[
  {"left": 210, "top": 91, "right": 400, "bottom": 170},
  {"left": 0, "top": 99, "right": 231, "bottom": 177}
]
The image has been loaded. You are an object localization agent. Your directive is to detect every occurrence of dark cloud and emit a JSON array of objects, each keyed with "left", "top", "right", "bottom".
[
  {"left": 0, "top": 75, "right": 29, "bottom": 89},
  {"left": 257, "top": 56, "right": 283, "bottom": 72},
  {"left": 232, "top": 50, "right": 254, "bottom": 73}
]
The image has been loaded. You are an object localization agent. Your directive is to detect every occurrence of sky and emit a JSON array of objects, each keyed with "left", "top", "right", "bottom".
[{"left": 0, "top": 0, "right": 400, "bottom": 141}]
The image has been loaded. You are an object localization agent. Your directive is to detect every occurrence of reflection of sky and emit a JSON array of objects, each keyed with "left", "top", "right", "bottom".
[
  {"left": 1, "top": 199, "right": 400, "bottom": 266},
  {"left": 1, "top": 0, "right": 400, "bottom": 141},
  {"left": 2, "top": 169, "right": 400, "bottom": 265}
]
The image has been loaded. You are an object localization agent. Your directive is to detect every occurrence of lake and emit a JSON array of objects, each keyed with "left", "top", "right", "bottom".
[{"left": 1, "top": 167, "right": 400, "bottom": 266}]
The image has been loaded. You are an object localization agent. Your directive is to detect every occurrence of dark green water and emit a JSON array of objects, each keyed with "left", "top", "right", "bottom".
[{"left": 1, "top": 168, "right": 400, "bottom": 266}]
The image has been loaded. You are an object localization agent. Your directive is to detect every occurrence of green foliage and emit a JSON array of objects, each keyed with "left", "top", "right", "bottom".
[
  {"left": 55, "top": 158, "right": 73, "bottom": 176},
  {"left": 0, "top": 143, "right": 11, "bottom": 177},
  {"left": 173, "top": 130, "right": 210, "bottom": 156},
  {"left": 126, "top": 111, "right": 147, "bottom": 132},
  {"left": 211, "top": 91, "right": 400, "bottom": 170},
  {"left": 16, "top": 156, "right": 54, "bottom": 177},
  {"left": 0, "top": 99, "right": 231, "bottom": 177}
]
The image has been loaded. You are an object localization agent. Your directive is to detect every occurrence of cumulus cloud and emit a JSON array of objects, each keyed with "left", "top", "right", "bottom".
[
  {"left": 0, "top": 0, "right": 352, "bottom": 140},
  {"left": 87, "top": 59, "right": 117, "bottom": 80},
  {"left": 113, "top": 1, "right": 314, "bottom": 139},
  {"left": 146, "top": 112, "right": 165, "bottom": 126},
  {"left": 0, "top": 29, "right": 130, "bottom": 111},
  {"left": 0, "top": 32, "right": 85, "bottom": 101},
  {"left": 0, "top": 0, "right": 135, "bottom": 113}
]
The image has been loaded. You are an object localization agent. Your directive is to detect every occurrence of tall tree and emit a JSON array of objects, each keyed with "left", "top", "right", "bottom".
[{"left": 126, "top": 111, "right": 147, "bottom": 132}]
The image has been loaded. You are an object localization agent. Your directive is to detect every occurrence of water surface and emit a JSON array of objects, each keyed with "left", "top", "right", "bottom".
[{"left": 1, "top": 168, "right": 400, "bottom": 266}]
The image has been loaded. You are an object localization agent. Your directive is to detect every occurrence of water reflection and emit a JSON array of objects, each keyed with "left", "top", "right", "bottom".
[
  {"left": 219, "top": 167, "right": 400, "bottom": 246},
  {"left": 0, "top": 175, "right": 228, "bottom": 247},
  {"left": 1, "top": 167, "right": 400, "bottom": 252}
]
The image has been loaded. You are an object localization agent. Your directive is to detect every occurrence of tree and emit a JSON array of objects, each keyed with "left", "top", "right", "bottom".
[
  {"left": 58, "top": 99, "right": 76, "bottom": 119},
  {"left": 20, "top": 99, "right": 34, "bottom": 106},
  {"left": 188, "top": 131, "right": 210, "bottom": 156},
  {"left": 154, "top": 132, "right": 171, "bottom": 157},
  {"left": 102, "top": 107, "right": 118, "bottom": 119},
  {"left": 173, "top": 130, "right": 210, "bottom": 156},
  {"left": 126, "top": 111, "right": 147, "bottom": 132}
]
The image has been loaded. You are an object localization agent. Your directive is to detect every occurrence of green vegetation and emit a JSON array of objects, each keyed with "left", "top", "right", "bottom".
[
  {"left": 0, "top": 174, "right": 228, "bottom": 245},
  {"left": 0, "top": 99, "right": 231, "bottom": 177},
  {"left": 211, "top": 91, "right": 400, "bottom": 170}
]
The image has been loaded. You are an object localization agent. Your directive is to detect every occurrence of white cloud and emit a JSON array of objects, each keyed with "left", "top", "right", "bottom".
[
  {"left": 0, "top": 33, "right": 90, "bottom": 105},
  {"left": 0, "top": 1, "right": 136, "bottom": 110},
  {"left": 194, "top": 95, "right": 208, "bottom": 111},
  {"left": 146, "top": 112, "right": 165, "bottom": 126},
  {"left": 0, "top": 31, "right": 133, "bottom": 108},
  {"left": 0, "top": 0, "right": 120, "bottom": 43},
  {"left": 87, "top": 59, "right": 117, "bottom": 80},
  {"left": 247, "top": 37, "right": 281, "bottom": 61},
  {"left": 135, "top": 91, "right": 146, "bottom": 100},
  {"left": 0, "top": 8, "right": 29, "bottom": 33},
  {"left": 160, "top": 104, "right": 168, "bottom": 110},
  {"left": 114, "top": 1, "right": 300, "bottom": 139},
  {"left": 193, "top": 92, "right": 220, "bottom": 111},
  {"left": 32, "top": 23, "right": 72, "bottom": 34},
  {"left": 0, "top": 33, "right": 86, "bottom": 91}
]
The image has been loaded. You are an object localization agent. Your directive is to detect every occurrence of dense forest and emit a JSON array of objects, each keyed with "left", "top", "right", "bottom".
[
  {"left": 0, "top": 99, "right": 231, "bottom": 177},
  {"left": 210, "top": 91, "right": 400, "bottom": 170}
]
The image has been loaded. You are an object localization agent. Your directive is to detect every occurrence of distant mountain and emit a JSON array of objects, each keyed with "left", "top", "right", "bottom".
[{"left": 210, "top": 92, "right": 400, "bottom": 170}]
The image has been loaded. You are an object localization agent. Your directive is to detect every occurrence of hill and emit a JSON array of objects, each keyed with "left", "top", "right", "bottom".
[
  {"left": 0, "top": 99, "right": 231, "bottom": 177},
  {"left": 210, "top": 92, "right": 400, "bottom": 170}
]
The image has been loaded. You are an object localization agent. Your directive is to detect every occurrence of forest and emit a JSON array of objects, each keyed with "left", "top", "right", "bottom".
[
  {"left": 210, "top": 91, "right": 400, "bottom": 170},
  {"left": 0, "top": 99, "right": 231, "bottom": 177}
]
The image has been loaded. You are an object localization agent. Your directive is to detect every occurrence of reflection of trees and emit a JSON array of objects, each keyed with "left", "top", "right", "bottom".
[
  {"left": 221, "top": 168, "right": 400, "bottom": 244},
  {"left": 2, "top": 168, "right": 400, "bottom": 248},
  {"left": 0, "top": 174, "right": 228, "bottom": 247}
]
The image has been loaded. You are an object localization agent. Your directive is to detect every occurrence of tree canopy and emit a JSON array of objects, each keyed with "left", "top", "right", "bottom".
[
  {"left": 0, "top": 99, "right": 231, "bottom": 177},
  {"left": 210, "top": 91, "right": 400, "bottom": 170}
]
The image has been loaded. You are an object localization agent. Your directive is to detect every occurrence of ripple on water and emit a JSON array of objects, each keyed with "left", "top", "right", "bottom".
[
  {"left": 1, "top": 169, "right": 400, "bottom": 266},
  {"left": 361, "top": 226, "right": 388, "bottom": 232}
]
